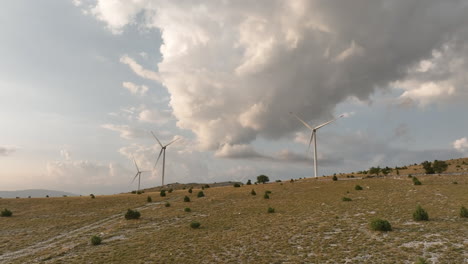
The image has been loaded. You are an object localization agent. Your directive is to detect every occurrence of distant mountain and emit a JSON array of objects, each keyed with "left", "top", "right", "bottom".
[{"left": 0, "top": 189, "right": 79, "bottom": 198}]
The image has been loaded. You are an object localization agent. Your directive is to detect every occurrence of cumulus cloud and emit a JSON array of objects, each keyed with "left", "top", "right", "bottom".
[
  {"left": 122, "top": 81, "right": 149, "bottom": 95},
  {"left": 101, "top": 124, "right": 148, "bottom": 139},
  {"left": 453, "top": 137, "right": 468, "bottom": 153},
  {"left": 87, "top": 0, "right": 468, "bottom": 151},
  {"left": 0, "top": 146, "right": 17, "bottom": 156},
  {"left": 138, "top": 108, "right": 171, "bottom": 124}
]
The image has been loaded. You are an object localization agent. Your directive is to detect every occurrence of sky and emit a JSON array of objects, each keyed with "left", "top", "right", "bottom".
[{"left": 1, "top": 0, "right": 467, "bottom": 195}]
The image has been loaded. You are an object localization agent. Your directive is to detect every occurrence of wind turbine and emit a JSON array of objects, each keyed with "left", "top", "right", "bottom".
[
  {"left": 151, "top": 131, "right": 180, "bottom": 186},
  {"left": 290, "top": 112, "right": 344, "bottom": 178},
  {"left": 132, "top": 156, "right": 148, "bottom": 193}
]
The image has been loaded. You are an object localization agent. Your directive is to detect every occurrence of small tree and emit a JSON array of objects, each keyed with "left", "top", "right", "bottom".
[
  {"left": 422, "top": 161, "right": 435, "bottom": 174},
  {"left": 332, "top": 175, "right": 338, "bottom": 181},
  {"left": 1, "top": 209, "right": 12, "bottom": 217},
  {"left": 184, "top": 195, "right": 191, "bottom": 202},
  {"left": 188, "top": 188, "right": 193, "bottom": 194},
  {"left": 160, "top": 190, "right": 166, "bottom": 197},
  {"left": 90, "top": 194, "right": 95, "bottom": 199},
  {"left": 197, "top": 191, "right": 205, "bottom": 198},
  {"left": 147, "top": 196, "right": 152, "bottom": 203},
  {"left": 233, "top": 183, "right": 241, "bottom": 188},
  {"left": 257, "top": 175, "right": 270, "bottom": 184},
  {"left": 246, "top": 179, "right": 252, "bottom": 185},
  {"left": 413, "top": 205, "right": 429, "bottom": 221},
  {"left": 91, "top": 235, "right": 102, "bottom": 245},
  {"left": 125, "top": 209, "right": 141, "bottom": 220},
  {"left": 432, "top": 160, "right": 448, "bottom": 173},
  {"left": 251, "top": 189, "right": 256, "bottom": 196},
  {"left": 369, "top": 166, "right": 381, "bottom": 176}
]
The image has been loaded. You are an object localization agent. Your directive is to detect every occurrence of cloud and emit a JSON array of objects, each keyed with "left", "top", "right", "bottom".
[
  {"left": 138, "top": 108, "right": 171, "bottom": 124},
  {"left": 0, "top": 146, "right": 17, "bottom": 156},
  {"left": 215, "top": 144, "right": 269, "bottom": 160},
  {"left": 120, "top": 55, "right": 160, "bottom": 81},
  {"left": 453, "top": 137, "right": 468, "bottom": 153},
  {"left": 101, "top": 124, "right": 148, "bottom": 139},
  {"left": 122, "top": 81, "right": 149, "bottom": 95},
  {"left": 87, "top": 0, "right": 468, "bottom": 152}
]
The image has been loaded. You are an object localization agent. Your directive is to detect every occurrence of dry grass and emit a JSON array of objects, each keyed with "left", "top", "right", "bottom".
[{"left": 1, "top": 173, "right": 467, "bottom": 263}]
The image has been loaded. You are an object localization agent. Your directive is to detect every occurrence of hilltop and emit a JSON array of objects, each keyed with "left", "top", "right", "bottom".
[
  {"left": 0, "top": 189, "right": 78, "bottom": 199},
  {"left": 0, "top": 158, "right": 467, "bottom": 263}
]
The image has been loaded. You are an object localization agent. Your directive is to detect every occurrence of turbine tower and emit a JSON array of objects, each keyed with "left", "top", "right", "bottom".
[
  {"left": 291, "top": 112, "right": 344, "bottom": 178},
  {"left": 151, "top": 131, "right": 180, "bottom": 186},
  {"left": 132, "top": 156, "right": 147, "bottom": 193}
]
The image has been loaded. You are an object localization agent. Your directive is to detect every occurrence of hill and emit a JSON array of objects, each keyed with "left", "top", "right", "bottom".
[
  {"left": 0, "top": 189, "right": 78, "bottom": 199},
  {"left": 0, "top": 160, "right": 467, "bottom": 263}
]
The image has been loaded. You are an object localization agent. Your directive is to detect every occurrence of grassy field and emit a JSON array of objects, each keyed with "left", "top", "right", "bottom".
[{"left": 1, "top": 171, "right": 467, "bottom": 263}]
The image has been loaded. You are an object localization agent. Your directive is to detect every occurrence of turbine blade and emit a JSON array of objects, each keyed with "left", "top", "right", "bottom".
[
  {"left": 151, "top": 131, "right": 164, "bottom": 148},
  {"left": 314, "top": 115, "right": 344, "bottom": 130},
  {"left": 133, "top": 156, "right": 140, "bottom": 172},
  {"left": 290, "top": 112, "right": 314, "bottom": 130},
  {"left": 164, "top": 137, "right": 180, "bottom": 147},
  {"left": 131, "top": 172, "right": 139, "bottom": 183},
  {"left": 154, "top": 148, "right": 164, "bottom": 169},
  {"left": 307, "top": 131, "right": 315, "bottom": 154}
]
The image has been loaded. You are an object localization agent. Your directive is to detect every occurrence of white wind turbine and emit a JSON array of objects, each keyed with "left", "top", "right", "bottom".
[
  {"left": 151, "top": 131, "right": 180, "bottom": 186},
  {"left": 291, "top": 112, "right": 344, "bottom": 178},
  {"left": 132, "top": 156, "right": 148, "bottom": 193}
]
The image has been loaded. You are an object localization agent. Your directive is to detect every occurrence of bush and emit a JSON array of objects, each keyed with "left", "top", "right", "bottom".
[
  {"left": 131, "top": 190, "right": 136, "bottom": 194},
  {"left": 370, "top": 218, "right": 392, "bottom": 231},
  {"left": 91, "top": 235, "right": 102, "bottom": 245},
  {"left": 190, "top": 221, "right": 201, "bottom": 229},
  {"left": 204, "top": 184, "right": 210, "bottom": 189},
  {"left": 267, "top": 207, "right": 275, "bottom": 213},
  {"left": 1, "top": 208, "right": 12, "bottom": 217},
  {"left": 233, "top": 183, "right": 241, "bottom": 188},
  {"left": 342, "top": 197, "right": 352, "bottom": 202},
  {"left": 275, "top": 180, "right": 282, "bottom": 183},
  {"left": 265, "top": 190, "right": 272, "bottom": 194},
  {"left": 257, "top": 175, "right": 270, "bottom": 184},
  {"left": 184, "top": 207, "right": 191, "bottom": 212},
  {"left": 137, "top": 190, "right": 143, "bottom": 195},
  {"left": 46, "top": 195, "right": 49, "bottom": 198},
  {"left": 355, "top": 185, "right": 363, "bottom": 190},
  {"left": 412, "top": 177, "right": 422, "bottom": 185},
  {"left": 415, "top": 257, "right": 429, "bottom": 264},
  {"left": 452, "top": 181, "right": 458, "bottom": 184},
  {"left": 168, "top": 188, "right": 173, "bottom": 193},
  {"left": 264, "top": 193, "right": 270, "bottom": 199},
  {"left": 246, "top": 179, "right": 252, "bottom": 185},
  {"left": 332, "top": 175, "right": 338, "bottom": 181},
  {"left": 184, "top": 195, "right": 190, "bottom": 202},
  {"left": 251, "top": 189, "right": 256, "bottom": 196},
  {"left": 413, "top": 205, "right": 429, "bottom": 221},
  {"left": 125, "top": 209, "right": 141, "bottom": 220},
  {"left": 147, "top": 196, "right": 152, "bottom": 203},
  {"left": 188, "top": 188, "right": 193, "bottom": 194},
  {"left": 197, "top": 191, "right": 205, "bottom": 198},
  {"left": 165, "top": 202, "right": 171, "bottom": 207},
  {"left": 460, "top": 206, "right": 468, "bottom": 218},
  {"left": 160, "top": 190, "right": 166, "bottom": 197}
]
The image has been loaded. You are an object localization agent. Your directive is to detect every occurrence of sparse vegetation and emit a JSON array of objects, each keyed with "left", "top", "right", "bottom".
[
  {"left": 265, "top": 190, "right": 272, "bottom": 194},
  {"left": 165, "top": 202, "right": 171, "bottom": 207},
  {"left": 188, "top": 187, "right": 193, "bottom": 193},
  {"left": 168, "top": 188, "right": 173, "bottom": 193},
  {"left": 415, "top": 257, "right": 429, "bottom": 264},
  {"left": 412, "top": 177, "right": 422, "bottom": 185},
  {"left": 460, "top": 206, "right": 468, "bottom": 218},
  {"left": 354, "top": 185, "right": 363, "bottom": 190},
  {"left": 332, "top": 175, "right": 338, "bottom": 181},
  {"left": 246, "top": 179, "right": 252, "bottom": 185},
  {"left": 184, "top": 195, "right": 190, "bottom": 202},
  {"left": 413, "top": 205, "right": 429, "bottom": 221},
  {"left": 124, "top": 209, "right": 141, "bottom": 220},
  {"left": 267, "top": 207, "right": 275, "bottom": 213},
  {"left": 190, "top": 221, "right": 201, "bottom": 229},
  {"left": 197, "top": 191, "right": 205, "bottom": 198},
  {"left": 370, "top": 218, "right": 392, "bottom": 231},
  {"left": 147, "top": 196, "right": 152, "bottom": 203},
  {"left": 90, "top": 194, "right": 96, "bottom": 199},
  {"left": 233, "top": 183, "right": 241, "bottom": 188},
  {"left": 251, "top": 189, "right": 256, "bottom": 196},
  {"left": 1, "top": 208, "right": 13, "bottom": 217},
  {"left": 342, "top": 197, "right": 352, "bottom": 202},
  {"left": 160, "top": 190, "right": 166, "bottom": 197},
  {"left": 91, "top": 235, "right": 102, "bottom": 245},
  {"left": 264, "top": 193, "right": 270, "bottom": 199},
  {"left": 184, "top": 207, "right": 191, "bottom": 212}
]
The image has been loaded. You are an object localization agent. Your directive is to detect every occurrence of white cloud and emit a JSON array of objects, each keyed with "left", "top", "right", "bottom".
[
  {"left": 453, "top": 137, "right": 468, "bottom": 153},
  {"left": 138, "top": 108, "right": 171, "bottom": 124},
  {"left": 122, "top": 81, "right": 149, "bottom": 96},
  {"left": 101, "top": 124, "right": 148, "bottom": 139},
  {"left": 120, "top": 55, "right": 160, "bottom": 81}
]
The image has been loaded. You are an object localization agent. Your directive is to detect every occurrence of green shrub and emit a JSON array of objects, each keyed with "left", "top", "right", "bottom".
[
  {"left": 265, "top": 190, "right": 272, "bottom": 194},
  {"left": 125, "top": 209, "right": 141, "bottom": 220},
  {"left": 460, "top": 206, "right": 468, "bottom": 218},
  {"left": 46, "top": 195, "right": 49, "bottom": 198},
  {"left": 413, "top": 205, "right": 429, "bottom": 221},
  {"left": 264, "top": 193, "right": 270, "bottom": 199},
  {"left": 412, "top": 177, "right": 422, "bottom": 185},
  {"left": 204, "top": 184, "right": 210, "bottom": 189},
  {"left": 332, "top": 175, "right": 338, "bottom": 181},
  {"left": 165, "top": 202, "right": 171, "bottom": 207},
  {"left": 168, "top": 188, "right": 173, "bottom": 193},
  {"left": 188, "top": 188, "right": 193, "bottom": 194},
  {"left": 160, "top": 190, "right": 166, "bottom": 197},
  {"left": 246, "top": 179, "right": 252, "bottom": 185},
  {"left": 91, "top": 235, "right": 102, "bottom": 245},
  {"left": 197, "top": 191, "right": 205, "bottom": 198},
  {"left": 267, "top": 207, "right": 275, "bottom": 213},
  {"left": 131, "top": 190, "right": 136, "bottom": 194},
  {"left": 251, "top": 189, "right": 256, "bottom": 196},
  {"left": 342, "top": 197, "right": 352, "bottom": 202},
  {"left": 137, "top": 190, "right": 143, "bottom": 195},
  {"left": 1, "top": 208, "right": 12, "bottom": 217},
  {"left": 147, "top": 196, "right": 152, "bottom": 203},
  {"left": 275, "top": 180, "right": 282, "bottom": 183},
  {"left": 184, "top": 207, "right": 191, "bottom": 212},
  {"left": 90, "top": 194, "right": 95, "bottom": 199},
  {"left": 184, "top": 195, "right": 190, "bottom": 202},
  {"left": 190, "top": 221, "right": 201, "bottom": 229},
  {"left": 233, "top": 183, "right": 241, "bottom": 188},
  {"left": 355, "top": 185, "right": 363, "bottom": 190},
  {"left": 452, "top": 181, "right": 458, "bottom": 184},
  {"left": 370, "top": 218, "right": 392, "bottom": 231},
  {"left": 415, "top": 257, "right": 429, "bottom": 264}
]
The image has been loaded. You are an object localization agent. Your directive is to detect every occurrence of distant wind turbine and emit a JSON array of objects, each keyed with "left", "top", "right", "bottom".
[
  {"left": 290, "top": 112, "right": 344, "bottom": 178},
  {"left": 151, "top": 131, "right": 180, "bottom": 186},
  {"left": 132, "top": 156, "right": 148, "bottom": 193}
]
